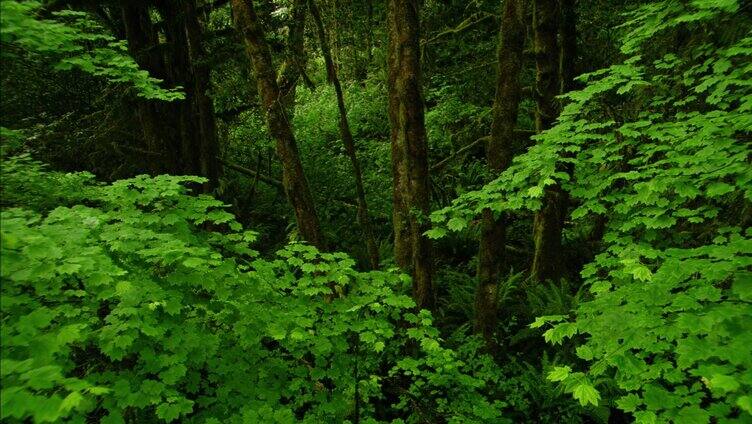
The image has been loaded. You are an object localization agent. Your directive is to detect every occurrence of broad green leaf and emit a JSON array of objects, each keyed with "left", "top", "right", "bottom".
[
  {"left": 572, "top": 383, "right": 600, "bottom": 406},
  {"left": 547, "top": 366, "right": 572, "bottom": 382}
]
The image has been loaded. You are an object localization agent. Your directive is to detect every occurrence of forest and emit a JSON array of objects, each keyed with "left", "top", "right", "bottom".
[{"left": 0, "top": 0, "right": 750, "bottom": 422}]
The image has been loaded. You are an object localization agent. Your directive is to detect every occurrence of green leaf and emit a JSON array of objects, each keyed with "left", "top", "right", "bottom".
[
  {"left": 159, "top": 364, "right": 187, "bottom": 385},
  {"left": 576, "top": 345, "right": 594, "bottom": 361},
  {"left": 543, "top": 322, "right": 578, "bottom": 345},
  {"left": 446, "top": 217, "right": 468, "bottom": 232},
  {"left": 527, "top": 186, "right": 544, "bottom": 197},
  {"left": 547, "top": 366, "right": 572, "bottom": 382},
  {"left": 629, "top": 264, "right": 653, "bottom": 282},
  {"left": 676, "top": 406, "right": 710, "bottom": 424},
  {"left": 425, "top": 227, "right": 448, "bottom": 239},
  {"left": 529, "top": 315, "right": 566, "bottom": 329},
  {"left": 633, "top": 411, "right": 657, "bottom": 424},
  {"left": 615, "top": 393, "right": 642, "bottom": 412},
  {"left": 706, "top": 182, "right": 734, "bottom": 197},
  {"left": 156, "top": 403, "right": 181, "bottom": 423},
  {"left": 572, "top": 383, "right": 600, "bottom": 406},
  {"left": 59, "top": 391, "right": 84, "bottom": 414},
  {"left": 732, "top": 273, "right": 752, "bottom": 301},
  {"left": 708, "top": 374, "right": 740, "bottom": 392},
  {"left": 737, "top": 396, "right": 752, "bottom": 414}
]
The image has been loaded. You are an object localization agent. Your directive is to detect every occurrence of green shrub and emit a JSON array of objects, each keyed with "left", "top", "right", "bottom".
[
  {"left": 431, "top": 1, "right": 752, "bottom": 422},
  {"left": 0, "top": 155, "right": 502, "bottom": 423}
]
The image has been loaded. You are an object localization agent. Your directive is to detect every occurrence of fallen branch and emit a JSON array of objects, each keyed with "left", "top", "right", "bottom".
[
  {"left": 430, "top": 135, "right": 489, "bottom": 172},
  {"left": 430, "top": 129, "right": 536, "bottom": 172},
  {"left": 421, "top": 12, "right": 494, "bottom": 46},
  {"left": 217, "top": 157, "right": 284, "bottom": 191}
]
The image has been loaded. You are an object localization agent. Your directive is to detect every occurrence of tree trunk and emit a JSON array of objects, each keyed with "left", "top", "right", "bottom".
[
  {"left": 530, "top": 0, "right": 565, "bottom": 283},
  {"left": 475, "top": 0, "right": 525, "bottom": 349},
  {"left": 121, "top": 2, "right": 187, "bottom": 174},
  {"left": 184, "top": 0, "right": 220, "bottom": 190},
  {"left": 387, "top": 0, "right": 433, "bottom": 310},
  {"left": 309, "top": 0, "right": 380, "bottom": 269},
  {"left": 231, "top": 0, "right": 326, "bottom": 249},
  {"left": 158, "top": 1, "right": 201, "bottom": 177},
  {"left": 121, "top": 4, "right": 164, "bottom": 175},
  {"left": 559, "top": 0, "right": 577, "bottom": 93}
]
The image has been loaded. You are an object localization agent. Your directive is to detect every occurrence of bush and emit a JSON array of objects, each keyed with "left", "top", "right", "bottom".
[{"left": 0, "top": 155, "right": 502, "bottom": 423}]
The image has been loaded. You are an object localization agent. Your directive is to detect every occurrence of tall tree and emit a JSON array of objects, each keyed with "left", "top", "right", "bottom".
[
  {"left": 157, "top": 0, "right": 204, "bottom": 178},
  {"left": 475, "top": 0, "right": 526, "bottom": 348},
  {"left": 559, "top": 0, "right": 578, "bottom": 93},
  {"left": 121, "top": 4, "right": 167, "bottom": 175},
  {"left": 122, "top": 0, "right": 220, "bottom": 188},
  {"left": 530, "top": 0, "right": 566, "bottom": 282},
  {"left": 154, "top": 0, "right": 218, "bottom": 186},
  {"left": 387, "top": 0, "right": 433, "bottom": 309},
  {"left": 309, "top": 0, "right": 380, "bottom": 269},
  {"left": 184, "top": 0, "right": 220, "bottom": 189},
  {"left": 231, "top": 0, "right": 325, "bottom": 249}
]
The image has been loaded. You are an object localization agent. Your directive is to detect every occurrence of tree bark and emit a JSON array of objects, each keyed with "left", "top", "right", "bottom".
[
  {"left": 475, "top": 0, "right": 525, "bottom": 349},
  {"left": 121, "top": 4, "right": 164, "bottom": 175},
  {"left": 559, "top": 0, "right": 577, "bottom": 93},
  {"left": 231, "top": 0, "right": 325, "bottom": 249},
  {"left": 530, "top": 0, "right": 565, "bottom": 283},
  {"left": 122, "top": 4, "right": 164, "bottom": 174},
  {"left": 184, "top": 0, "right": 220, "bottom": 190},
  {"left": 387, "top": 0, "right": 433, "bottom": 310},
  {"left": 309, "top": 0, "right": 380, "bottom": 269},
  {"left": 158, "top": 1, "right": 201, "bottom": 177}
]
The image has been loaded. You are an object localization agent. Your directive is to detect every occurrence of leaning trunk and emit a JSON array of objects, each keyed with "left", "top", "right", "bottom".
[
  {"left": 309, "top": 0, "right": 380, "bottom": 269},
  {"left": 231, "top": 0, "right": 325, "bottom": 249},
  {"left": 475, "top": 0, "right": 525, "bottom": 349},
  {"left": 387, "top": 0, "right": 433, "bottom": 310}
]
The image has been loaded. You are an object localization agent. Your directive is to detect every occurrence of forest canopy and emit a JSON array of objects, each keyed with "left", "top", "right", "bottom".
[{"left": 0, "top": 0, "right": 750, "bottom": 423}]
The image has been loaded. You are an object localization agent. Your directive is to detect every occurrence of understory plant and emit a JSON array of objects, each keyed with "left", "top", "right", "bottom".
[
  {"left": 431, "top": 1, "right": 752, "bottom": 422},
  {"left": 0, "top": 153, "right": 503, "bottom": 423}
]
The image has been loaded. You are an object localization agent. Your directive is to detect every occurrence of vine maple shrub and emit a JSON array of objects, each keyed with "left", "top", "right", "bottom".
[
  {"left": 0, "top": 154, "right": 502, "bottom": 423},
  {"left": 431, "top": 1, "right": 752, "bottom": 422}
]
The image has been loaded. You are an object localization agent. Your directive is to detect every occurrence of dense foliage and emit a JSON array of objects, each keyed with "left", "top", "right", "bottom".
[
  {"left": 1, "top": 0, "right": 750, "bottom": 422},
  {"left": 1, "top": 154, "right": 509, "bottom": 423},
  {"left": 0, "top": 1, "right": 182, "bottom": 100},
  {"left": 432, "top": 1, "right": 752, "bottom": 422}
]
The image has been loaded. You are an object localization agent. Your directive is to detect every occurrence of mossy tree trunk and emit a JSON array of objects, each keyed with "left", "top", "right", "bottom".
[
  {"left": 123, "top": 0, "right": 219, "bottom": 188},
  {"left": 559, "top": 0, "right": 578, "bottom": 94},
  {"left": 530, "top": 0, "right": 567, "bottom": 283},
  {"left": 475, "top": 0, "right": 526, "bottom": 350},
  {"left": 387, "top": 0, "right": 433, "bottom": 310},
  {"left": 232, "top": 0, "right": 326, "bottom": 249}
]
